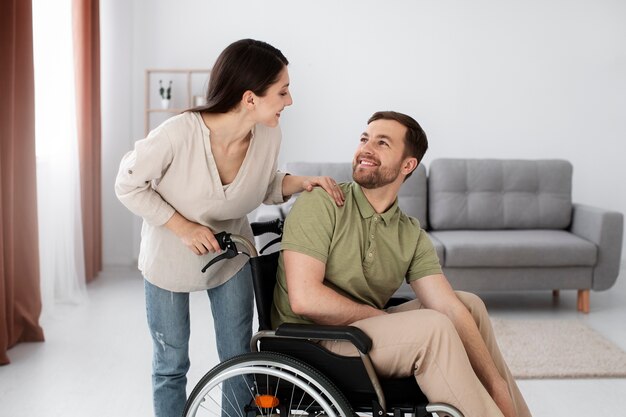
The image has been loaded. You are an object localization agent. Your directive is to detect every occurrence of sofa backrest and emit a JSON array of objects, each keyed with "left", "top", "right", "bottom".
[
  {"left": 283, "top": 162, "right": 429, "bottom": 228},
  {"left": 428, "top": 159, "right": 573, "bottom": 230}
]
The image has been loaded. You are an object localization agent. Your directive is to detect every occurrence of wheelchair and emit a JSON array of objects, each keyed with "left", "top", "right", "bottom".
[{"left": 183, "top": 220, "right": 463, "bottom": 417}]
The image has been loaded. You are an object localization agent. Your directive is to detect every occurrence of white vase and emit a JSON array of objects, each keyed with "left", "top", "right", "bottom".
[{"left": 160, "top": 99, "right": 171, "bottom": 109}]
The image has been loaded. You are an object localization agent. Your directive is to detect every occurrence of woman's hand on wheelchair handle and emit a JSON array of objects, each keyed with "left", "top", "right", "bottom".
[
  {"left": 181, "top": 224, "right": 222, "bottom": 256},
  {"left": 165, "top": 211, "right": 222, "bottom": 255}
]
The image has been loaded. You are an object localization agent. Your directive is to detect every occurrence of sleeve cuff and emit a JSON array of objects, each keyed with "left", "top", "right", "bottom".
[{"left": 264, "top": 171, "right": 290, "bottom": 205}]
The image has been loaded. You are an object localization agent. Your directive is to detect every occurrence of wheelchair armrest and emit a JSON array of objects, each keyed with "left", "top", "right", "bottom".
[{"left": 275, "top": 323, "right": 372, "bottom": 354}]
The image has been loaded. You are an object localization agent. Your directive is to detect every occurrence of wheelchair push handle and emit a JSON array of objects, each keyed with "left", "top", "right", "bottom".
[
  {"left": 213, "top": 231, "right": 257, "bottom": 252},
  {"left": 201, "top": 219, "right": 283, "bottom": 273},
  {"left": 250, "top": 218, "right": 283, "bottom": 237},
  {"left": 201, "top": 232, "right": 257, "bottom": 273}
]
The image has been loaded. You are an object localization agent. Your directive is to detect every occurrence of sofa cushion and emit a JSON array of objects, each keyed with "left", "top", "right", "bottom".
[
  {"left": 428, "top": 159, "right": 572, "bottom": 230},
  {"left": 398, "top": 164, "right": 428, "bottom": 229},
  {"left": 430, "top": 230, "right": 597, "bottom": 267},
  {"left": 283, "top": 162, "right": 429, "bottom": 228},
  {"left": 427, "top": 233, "right": 445, "bottom": 265}
]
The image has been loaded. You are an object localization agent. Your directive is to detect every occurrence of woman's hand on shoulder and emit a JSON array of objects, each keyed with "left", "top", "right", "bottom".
[
  {"left": 302, "top": 176, "right": 344, "bottom": 206},
  {"left": 165, "top": 212, "right": 222, "bottom": 255}
]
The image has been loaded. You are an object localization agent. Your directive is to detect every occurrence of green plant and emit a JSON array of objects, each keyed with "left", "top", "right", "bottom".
[{"left": 159, "top": 80, "right": 172, "bottom": 100}]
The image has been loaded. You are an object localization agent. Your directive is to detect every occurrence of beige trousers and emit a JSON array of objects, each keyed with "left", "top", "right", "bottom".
[{"left": 321, "top": 291, "right": 531, "bottom": 417}]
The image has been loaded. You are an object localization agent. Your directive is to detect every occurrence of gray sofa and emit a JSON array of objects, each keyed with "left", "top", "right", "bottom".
[{"left": 254, "top": 159, "right": 623, "bottom": 313}]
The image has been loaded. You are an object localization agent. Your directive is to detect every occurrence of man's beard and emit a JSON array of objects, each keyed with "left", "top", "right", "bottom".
[{"left": 352, "top": 158, "right": 401, "bottom": 189}]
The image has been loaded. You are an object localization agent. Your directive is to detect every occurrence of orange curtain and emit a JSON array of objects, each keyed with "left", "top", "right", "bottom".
[
  {"left": 73, "top": 0, "right": 102, "bottom": 282},
  {"left": 0, "top": 0, "right": 45, "bottom": 365}
]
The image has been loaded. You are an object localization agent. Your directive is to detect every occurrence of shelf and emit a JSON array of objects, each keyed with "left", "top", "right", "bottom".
[{"left": 144, "top": 68, "right": 211, "bottom": 135}]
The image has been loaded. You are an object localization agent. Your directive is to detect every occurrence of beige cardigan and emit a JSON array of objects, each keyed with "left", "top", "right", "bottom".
[{"left": 115, "top": 112, "right": 287, "bottom": 292}]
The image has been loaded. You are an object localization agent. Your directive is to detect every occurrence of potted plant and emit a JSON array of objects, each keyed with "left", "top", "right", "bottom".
[{"left": 159, "top": 80, "right": 172, "bottom": 109}]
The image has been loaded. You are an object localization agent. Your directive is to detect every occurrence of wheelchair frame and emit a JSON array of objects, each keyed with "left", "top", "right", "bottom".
[{"left": 183, "top": 220, "right": 463, "bottom": 417}]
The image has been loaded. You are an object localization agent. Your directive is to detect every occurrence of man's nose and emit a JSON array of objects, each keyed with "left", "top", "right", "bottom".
[{"left": 361, "top": 140, "right": 374, "bottom": 154}]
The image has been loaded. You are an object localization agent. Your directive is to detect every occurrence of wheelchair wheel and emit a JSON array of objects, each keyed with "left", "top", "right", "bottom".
[{"left": 184, "top": 352, "right": 354, "bottom": 417}]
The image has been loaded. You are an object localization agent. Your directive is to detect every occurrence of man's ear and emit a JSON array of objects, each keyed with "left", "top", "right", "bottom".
[{"left": 402, "top": 157, "right": 418, "bottom": 176}]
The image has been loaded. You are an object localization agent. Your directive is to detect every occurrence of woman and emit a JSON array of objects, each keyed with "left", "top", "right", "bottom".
[{"left": 115, "top": 39, "right": 344, "bottom": 417}]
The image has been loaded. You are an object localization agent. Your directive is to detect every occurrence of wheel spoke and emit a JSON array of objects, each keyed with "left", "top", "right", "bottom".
[
  {"left": 293, "top": 382, "right": 307, "bottom": 414},
  {"left": 288, "top": 381, "right": 297, "bottom": 416},
  {"left": 225, "top": 376, "right": 245, "bottom": 417},
  {"left": 271, "top": 371, "right": 281, "bottom": 417},
  {"left": 200, "top": 389, "right": 226, "bottom": 417}
]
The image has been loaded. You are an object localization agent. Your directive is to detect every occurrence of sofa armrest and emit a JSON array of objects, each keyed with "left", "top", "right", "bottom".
[{"left": 570, "top": 203, "right": 624, "bottom": 290}]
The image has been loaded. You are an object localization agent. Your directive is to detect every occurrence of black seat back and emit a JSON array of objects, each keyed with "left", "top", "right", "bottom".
[{"left": 249, "top": 252, "right": 280, "bottom": 331}]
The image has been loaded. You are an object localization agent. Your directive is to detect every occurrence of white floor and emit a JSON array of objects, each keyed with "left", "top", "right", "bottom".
[{"left": 1, "top": 265, "right": 626, "bottom": 417}]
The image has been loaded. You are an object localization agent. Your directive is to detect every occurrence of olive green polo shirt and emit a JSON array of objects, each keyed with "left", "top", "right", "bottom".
[{"left": 271, "top": 182, "right": 442, "bottom": 328}]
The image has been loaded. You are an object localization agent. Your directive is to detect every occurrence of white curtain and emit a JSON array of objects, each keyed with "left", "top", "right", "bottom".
[{"left": 33, "top": 0, "right": 87, "bottom": 315}]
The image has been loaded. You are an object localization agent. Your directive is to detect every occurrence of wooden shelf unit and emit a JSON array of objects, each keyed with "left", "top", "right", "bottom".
[{"left": 144, "top": 68, "right": 211, "bottom": 135}]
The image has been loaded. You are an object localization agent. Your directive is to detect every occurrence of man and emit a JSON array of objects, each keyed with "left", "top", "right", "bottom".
[{"left": 271, "top": 111, "right": 531, "bottom": 417}]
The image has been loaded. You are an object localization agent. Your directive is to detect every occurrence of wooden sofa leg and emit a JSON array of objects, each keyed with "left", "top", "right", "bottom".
[
  {"left": 552, "top": 290, "right": 560, "bottom": 298},
  {"left": 577, "top": 289, "right": 590, "bottom": 313}
]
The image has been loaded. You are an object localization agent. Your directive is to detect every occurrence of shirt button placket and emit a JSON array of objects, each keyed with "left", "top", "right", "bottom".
[{"left": 367, "top": 216, "right": 379, "bottom": 261}]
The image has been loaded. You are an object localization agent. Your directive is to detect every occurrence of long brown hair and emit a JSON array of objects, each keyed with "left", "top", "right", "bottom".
[{"left": 188, "top": 39, "right": 288, "bottom": 114}]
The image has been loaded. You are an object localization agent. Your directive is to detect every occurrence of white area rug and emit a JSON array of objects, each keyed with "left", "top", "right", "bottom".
[{"left": 491, "top": 318, "right": 626, "bottom": 379}]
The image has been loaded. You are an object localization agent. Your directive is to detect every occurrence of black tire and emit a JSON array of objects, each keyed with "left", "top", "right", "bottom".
[{"left": 183, "top": 351, "right": 354, "bottom": 417}]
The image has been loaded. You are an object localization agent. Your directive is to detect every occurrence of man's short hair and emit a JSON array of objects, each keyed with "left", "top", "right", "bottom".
[{"left": 367, "top": 111, "right": 428, "bottom": 179}]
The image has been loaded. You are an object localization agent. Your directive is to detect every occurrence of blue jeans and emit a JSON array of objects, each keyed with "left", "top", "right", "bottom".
[{"left": 145, "top": 263, "right": 253, "bottom": 417}]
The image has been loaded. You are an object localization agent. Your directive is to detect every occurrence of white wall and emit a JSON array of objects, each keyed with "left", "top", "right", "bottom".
[
  {"left": 101, "top": 0, "right": 134, "bottom": 265},
  {"left": 102, "top": 0, "right": 626, "bottom": 267}
]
